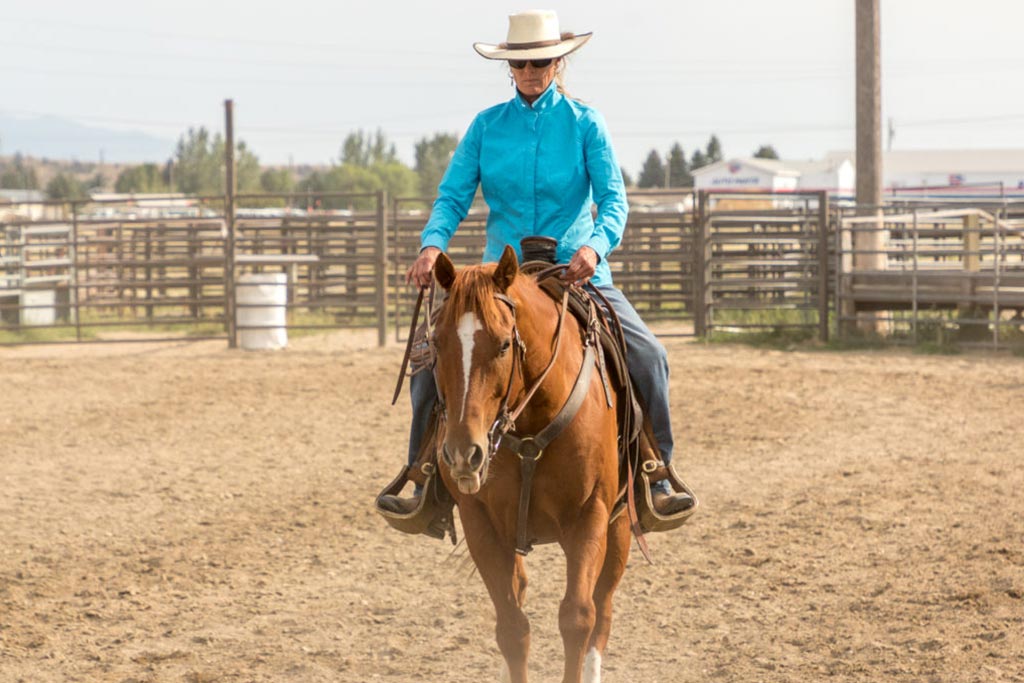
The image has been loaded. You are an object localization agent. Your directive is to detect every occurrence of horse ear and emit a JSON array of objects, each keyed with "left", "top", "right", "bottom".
[
  {"left": 435, "top": 252, "right": 456, "bottom": 291},
  {"left": 493, "top": 244, "right": 519, "bottom": 292}
]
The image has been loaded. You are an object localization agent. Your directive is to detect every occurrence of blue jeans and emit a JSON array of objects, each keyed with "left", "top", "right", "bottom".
[{"left": 407, "top": 285, "right": 674, "bottom": 493}]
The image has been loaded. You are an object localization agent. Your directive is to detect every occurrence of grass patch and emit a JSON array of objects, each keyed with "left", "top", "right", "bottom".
[
  {"left": 706, "top": 308, "right": 819, "bottom": 350},
  {"left": 0, "top": 325, "right": 97, "bottom": 344},
  {"left": 912, "top": 341, "right": 961, "bottom": 355},
  {"left": 822, "top": 335, "right": 890, "bottom": 352},
  {"left": 708, "top": 327, "right": 816, "bottom": 350}
]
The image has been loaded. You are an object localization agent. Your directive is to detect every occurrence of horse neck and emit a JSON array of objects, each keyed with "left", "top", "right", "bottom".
[{"left": 509, "top": 278, "right": 585, "bottom": 410}]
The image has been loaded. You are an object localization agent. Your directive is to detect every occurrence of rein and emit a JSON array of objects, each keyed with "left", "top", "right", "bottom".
[
  {"left": 392, "top": 286, "right": 426, "bottom": 405},
  {"left": 487, "top": 269, "right": 602, "bottom": 555},
  {"left": 486, "top": 285, "right": 571, "bottom": 460}
]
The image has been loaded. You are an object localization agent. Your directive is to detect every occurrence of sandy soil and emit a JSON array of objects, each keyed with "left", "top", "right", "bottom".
[{"left": 1, "top": 331, "right": 1022, "bottom": 682}]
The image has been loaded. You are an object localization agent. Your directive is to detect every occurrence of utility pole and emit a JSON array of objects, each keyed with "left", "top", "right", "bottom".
[
  {"left": 852, "top": 0, "right": 885, "bottom": 330},
  {"left": 855, "top": 0, "right": 882, "bottom": 241},
  {"left": 225, "top": 99, "right": 237, "bottom": 348}
]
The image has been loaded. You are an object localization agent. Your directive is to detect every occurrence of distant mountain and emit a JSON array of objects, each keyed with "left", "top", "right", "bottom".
[{"left": 0, "top": 112, "right": 175, "bottom": 163}]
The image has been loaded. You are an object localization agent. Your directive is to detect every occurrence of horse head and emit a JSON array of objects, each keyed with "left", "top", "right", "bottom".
[{"left": 432, "top": 245, "right": 520, "bottom": 495}]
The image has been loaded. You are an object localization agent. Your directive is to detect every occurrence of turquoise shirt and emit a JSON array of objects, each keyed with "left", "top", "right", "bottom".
[{"left": 420, "top": 80, "right": 628, "bottom": 287}]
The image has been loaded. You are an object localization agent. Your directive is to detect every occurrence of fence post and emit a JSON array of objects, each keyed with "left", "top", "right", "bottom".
[
  {"left": 71, "top": 202, "right": 82, "bottom": 341},
  {"left": 224, "top": 99, "right": 237, "bottom": 348},
  {"left": 376, "top": 190, "right": 388, "bottom": 347},
  {"left": 391, "top": 195, "right": 403, "bottom": 344},
  {"left": 693, "top": 191, "right": 707, "bottom": 338},
  {"left": 958, "top": 212, "right": 985, "bottom": 341},
  {"left": 817, "top": 191, "right": 830, "bottom": 342}
]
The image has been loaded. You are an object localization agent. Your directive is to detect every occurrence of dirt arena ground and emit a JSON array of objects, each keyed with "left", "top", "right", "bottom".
[{"left": 1, "top": 330, "right": 1022, "bottom": 682}]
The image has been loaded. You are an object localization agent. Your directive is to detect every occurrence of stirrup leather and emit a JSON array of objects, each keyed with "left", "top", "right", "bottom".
[
  {"left": 375, "top": 462, "right": 457, "bottom": 543},
  {"left": 637, "top": 460, "right": 699, "bottom": 533}
]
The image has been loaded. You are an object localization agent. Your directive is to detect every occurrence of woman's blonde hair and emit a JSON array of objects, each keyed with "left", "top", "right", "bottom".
[{"left": 554, "top": 57, "right": 576, "bottom": 100}]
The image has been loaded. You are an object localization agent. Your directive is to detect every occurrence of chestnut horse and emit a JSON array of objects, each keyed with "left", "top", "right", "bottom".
[{"left": 431, "top": 245, "right": 630, "bottom": 683}]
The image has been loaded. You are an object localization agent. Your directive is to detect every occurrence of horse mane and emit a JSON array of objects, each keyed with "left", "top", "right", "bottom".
[{"left": 439, "top": 264, "right": 536, "bottom": 330}]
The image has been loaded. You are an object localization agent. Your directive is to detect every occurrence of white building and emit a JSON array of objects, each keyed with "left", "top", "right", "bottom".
[
  {"left": 693, "top": 150, "right": 1024, "bottom": 199},
  {"left": 0, "top": 189, "right": 53, "bottom": 221},
  {"left": 692, "top": 157, "right": 855, "bottom": 195},
  {"left": 825, "top": 149, "right": 1024, "bottom": 194}
]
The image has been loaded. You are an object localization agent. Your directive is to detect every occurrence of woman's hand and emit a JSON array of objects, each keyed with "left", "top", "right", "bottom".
[
  {"left": 406, "top": 246, "right": 442, "bottom": 289},
  {"left": 562, "top": 246, "right": 599, "bottom": 285}
]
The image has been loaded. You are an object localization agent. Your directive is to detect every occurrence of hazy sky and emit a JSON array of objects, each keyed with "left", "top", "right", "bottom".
[{"left": 2, "top": 0, "right": 1023, "bottom": 173}]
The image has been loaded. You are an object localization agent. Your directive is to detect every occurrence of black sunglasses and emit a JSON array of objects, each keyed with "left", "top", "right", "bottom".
[{"left": 509, "top": 58, "right": 553, "bottom": 70}]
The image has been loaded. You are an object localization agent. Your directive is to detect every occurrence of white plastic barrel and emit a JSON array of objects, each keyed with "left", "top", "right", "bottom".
[
  {"left": 236, "top": 273, "right": 288, "bottom": 350},
  {"left": 21, "top": 289, "right": 56, "bottom": 326}
]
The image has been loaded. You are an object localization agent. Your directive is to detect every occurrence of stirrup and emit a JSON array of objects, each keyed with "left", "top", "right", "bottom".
[
  {"left": 637, "top": 461, "right": 698, "bottom": 533},
  {"left": 375, "top": 463, "right": 457, "bottom": 543}
]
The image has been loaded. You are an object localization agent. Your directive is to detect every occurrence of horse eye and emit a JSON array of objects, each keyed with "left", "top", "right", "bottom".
[{"left": 499, "top": 339, "right": 512, "bottom": 355}]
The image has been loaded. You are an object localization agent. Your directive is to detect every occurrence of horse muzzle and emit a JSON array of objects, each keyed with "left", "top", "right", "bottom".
[{"left": 441, "top": 442, "right": 488, "bottom": 495}]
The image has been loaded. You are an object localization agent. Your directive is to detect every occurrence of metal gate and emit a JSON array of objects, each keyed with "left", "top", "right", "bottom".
[{"left": 695, "top": 190, "right": 830, "bottom": 341}]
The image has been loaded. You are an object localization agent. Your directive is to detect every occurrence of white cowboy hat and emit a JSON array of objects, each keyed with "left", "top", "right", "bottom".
[{"left": 473, "top": 10, "right": 592, "bottom": 61}]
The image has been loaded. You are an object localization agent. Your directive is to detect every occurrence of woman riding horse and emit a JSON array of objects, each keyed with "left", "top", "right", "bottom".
[
  {"left": 379, "top": 11, "right": 698, "bottom": 681},
  {"left": 379, "top": 10, "right": 694, "bottom": 519},
  {"left": 378, "top": 10, "right": 696, "bottom": 520}
]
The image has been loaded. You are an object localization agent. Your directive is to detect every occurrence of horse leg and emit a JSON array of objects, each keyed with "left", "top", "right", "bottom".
[
  {"left": 584, "top": 515, "right": 630, "bottom": 682},
  {"left": 558, "top": 504, "right": 610, "bottom": 683},
  {"left": 460, "top": 505, "right": 531, "bottom": 683}
]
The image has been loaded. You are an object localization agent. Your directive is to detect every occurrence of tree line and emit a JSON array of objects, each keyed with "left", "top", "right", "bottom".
[
  {"left": 628, "top": 136, "right": 779, "bottom": 189},
  {"left": 0, "top": 130, "right": 781, "bottom": 205},
  {"left": 0, "top": 129, "right": 461, "bottom": 211}
]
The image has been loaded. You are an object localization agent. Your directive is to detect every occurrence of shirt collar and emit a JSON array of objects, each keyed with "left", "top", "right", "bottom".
[{"left": 514, "top": 79, "right": 562, "bottom": 114}]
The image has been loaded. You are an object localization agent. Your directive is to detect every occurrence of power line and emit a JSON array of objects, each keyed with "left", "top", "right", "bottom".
[
  {"left": 1, "top": 16, "right": 460, "bottom": 56},
  {"left": 0, "top": 39, "right": 467, "bottom": 72}
]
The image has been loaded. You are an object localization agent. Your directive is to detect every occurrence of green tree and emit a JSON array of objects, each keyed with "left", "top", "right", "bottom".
[
  {"left": 690, "top": 149, "right": 709, "bottom": 172},
  {"left": 296, "top": 160, "right": 418, "bottom": 211},
  {"left": 45, "top": 172, "right": 87, "bottom": 200},
  {"left": 115, "top": 163, "right": 168, "bottom": 193},
  {"left": 172, "top": 127, "right": 221, "bottom": 194},
  {"left": 86, "top": 173, "right": 107, "bottom": 191},
  {"left": 233, "top": 141, "right": 261, "bottom": 194},
  {"left": 637, "top": 150, "right": 666, "bottom": 189},
  {"left": 414, "top": 132, "right": 459, "bottom": 197},
  {"left": 666, "top": 143, "right": 691, "bottom": 187},
  {"left": 170, "top": 127, "right": 261, "bottom": 195},
  {"left": 753, "top": 145, "right": 780, "bottom": 160},
  {"left": 297, "top": 165, "right": 379, "bottom": 210},
  {"left": 0, "top": 154, "right": 39, "bottom": 190},
  {"left": 341, "top": 129, "right": 398, "bottom": 167},
  {"left": 705, "top": 134, "right": 723, "bottom": 164},
  {"left": 372, "top": 160, "right": 419, "bottom": 200},
  {"left": 260, "top": 168, "right": 295, "bottom": 194}
]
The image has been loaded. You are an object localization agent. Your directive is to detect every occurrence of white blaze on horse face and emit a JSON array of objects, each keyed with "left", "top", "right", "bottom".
[
  {"left": 583, "top": 648, "right": 602, "bottom": 683},
  {"left": 457, "top": 311, "right": 483, "bottom": 422}
]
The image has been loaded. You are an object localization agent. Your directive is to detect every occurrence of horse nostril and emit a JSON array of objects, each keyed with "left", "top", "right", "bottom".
[
  {"left": 468, "top": 445, "right": 485, "bottom": 472},
  {"left": 441, "top": 444, "right": 455, "bottom": 467}
]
